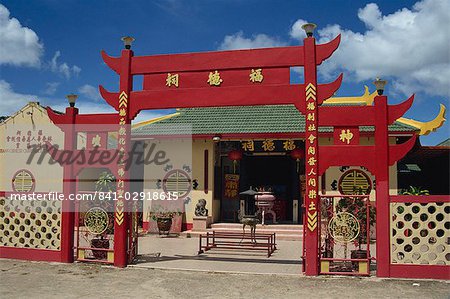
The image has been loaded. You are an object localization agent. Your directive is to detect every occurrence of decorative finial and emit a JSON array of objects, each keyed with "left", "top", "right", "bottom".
[
  {"left": 66, "top": 94, "right": 78, "bottom": 107},
  {"left": 301, "top": 23, "right": 317, "bottom": 37},
  {"left": 121, "top": 36, "right": 135, "bottom": 49},
  {"left": 373, "top": 77, "right": 387, "bottom": 95}
]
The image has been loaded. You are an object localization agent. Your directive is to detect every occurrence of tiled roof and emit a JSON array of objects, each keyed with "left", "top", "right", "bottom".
[
  {"left": 132, "top": 105, "right": 418, "bottom": 136},
  {"left": 437, "top": 138, "right": 450, "bottom": 146}
]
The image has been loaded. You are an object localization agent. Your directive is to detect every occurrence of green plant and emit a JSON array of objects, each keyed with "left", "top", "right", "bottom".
[
  {"left": 335, "top": 188, "right": 376, "bottom": 247},
  {"left": 92, "top": 171, "right": 116, "bottom": 236},
  {"left": 400, "top": 186, "right": 430, "bottom": 195},
  {"left": 95, "top": 171, "right": 116, "bottom": 192}
]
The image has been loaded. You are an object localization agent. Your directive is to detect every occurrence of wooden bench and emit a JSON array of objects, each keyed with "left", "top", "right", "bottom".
[{"left": 198, "top": 231, "right": 277, "bottom": 257}]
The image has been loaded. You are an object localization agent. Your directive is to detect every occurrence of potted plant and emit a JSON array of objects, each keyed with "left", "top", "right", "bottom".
[
  {"left": 89, "top": 171, "right": 116, "bottom": 259},
  {"left": 335, "top": 187, "right": 376, "bottom": 269},
  {"left": 400, "top": 186, "right": 430, "bottom": 195},
  {"left": 148, "top": 205, "right": 183, "bottom": 236}
]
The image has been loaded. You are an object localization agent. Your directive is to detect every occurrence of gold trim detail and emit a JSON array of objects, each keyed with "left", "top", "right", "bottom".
[
  {"left": 324, "top": 86, "right": 376, "bottom": 105},
  {"left": 397, "top": 104, "right": 446, "bottom": 136},
  {"left": 307, "top": 211, "right": 317, "bottom": 231},
  {"left": 328, "top": 212, "right": 360, "bottom": 243},
  {"left": 119, "top": 91, "right": 128, "bottom": 108},
  {"left": 306, "top": 83, "right": 317, "bottom": 101},
  {"left": 131, "top": 112, "right": 180, "bottom": 129},
  {"left": 115, "top": 201, "right": 124, "bottom": 226},
  {"left": 85, "top": 207, "right": 109, "bottom": 235}
]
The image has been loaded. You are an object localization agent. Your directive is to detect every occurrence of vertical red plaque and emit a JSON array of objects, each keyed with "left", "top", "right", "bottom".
[
  {"left": 303, "top": 36, "right": 319, "bottom": 275},
  {"left": 114, "top": 49, "right": 133, "bottom": 268}
]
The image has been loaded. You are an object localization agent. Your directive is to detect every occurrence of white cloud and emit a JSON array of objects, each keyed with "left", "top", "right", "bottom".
[
  {"left": 0, "top": 80, "right": 38, "bottom": 115},
  {"left": 299, "top": 0, "right": 450, "bottom": 97},
  {"left": 289, "top": 19, "right": 309, "bottom": 40},
  {"left": 78, "top": 84, "right": 101, "bottom": 101},
  {"left": 49, "top": 51, "right": 81, "bottom": 79},
  {"left": 43, "top": 82, "right": 60, "bottom": 95},
  {"left": 0, "top": 4, "right": 43, "bottom": 67},
  {"left": 0, "top": 4, "right": 80, "bottom": 79},
  {"left": 218, "top": 31, "right": 286, "bottom": 50}
]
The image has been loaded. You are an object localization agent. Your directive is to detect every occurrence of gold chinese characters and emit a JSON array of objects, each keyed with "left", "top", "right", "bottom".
[
  {"left": 207, "top": 70, "right": 223, "bottom": 86},
  {"left": 163, "top": 69, "right": 268, "bottom": 88},
  {"left": 339, "top": 129, "right": 354, "bottom": 144},
  {"left": 249, "top": 69, "right": 263, "bottom": 83},
  {"left": 166, "top": 73, "right": 179, "bottom": 87}
]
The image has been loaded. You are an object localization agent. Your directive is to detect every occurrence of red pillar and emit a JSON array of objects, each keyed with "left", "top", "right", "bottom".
[
  {"left": 374, "top": 96, "right": 390, "bottom": 277},
  {"left": 303, "top": 36, "right": 319, "bottom": 276},
  {"left": 113, "top": 49, "right": 133, "bottom": 267},
  {"left": 60, "top": 107, "right": 78, "bottom": 263}
]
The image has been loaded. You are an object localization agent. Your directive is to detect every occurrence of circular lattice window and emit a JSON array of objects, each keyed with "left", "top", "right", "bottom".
[
  {"left": 338, "top": 169, "right": 372, "bottom": 195},
  {"left": 12, "top": 169, "right": 35, "bottom": 192},
  {"left": 163, "top": 169, "right": 191, "bottom": 199}
]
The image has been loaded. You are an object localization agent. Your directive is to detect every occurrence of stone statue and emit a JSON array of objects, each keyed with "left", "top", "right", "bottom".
[{"left": 195, "top": 199, "right": 208, "bottom": 216}]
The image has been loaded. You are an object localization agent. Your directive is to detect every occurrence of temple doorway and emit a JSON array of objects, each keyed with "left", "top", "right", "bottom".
[{"left": 219, "top": 152, "right": 302, "bottom": 224}]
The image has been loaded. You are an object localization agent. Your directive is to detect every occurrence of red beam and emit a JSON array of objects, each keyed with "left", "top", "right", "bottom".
[
  {"left": 387, "top": 94, "right": 414, "bottom": 124},
  {"left": 131, "top": 84, "right": 300, "bottom": 113},
  {"left": 47, "top": 106, "right": 118, "bottom": 127},
  {"left": 46, "top": 107, "right": 76, "bottom": 126},
  {"left": 143, "top": 68, "right": 290, "bottom": 89},
  {"left": 389, "top": 135, "right": 417, "bottom": 165},
  {"left": 390, "top": 264, "right": 450, "bottom": 280},
  {"left": 316, "top": 35, "right": 341, "bottom": 65},
  {"left": 132, "top": 46, "right": 305, "bottom": 74},
  {"left": 314, "top": 73, "right": 343, "bottom": 106},
  {"left": 390, "top": 195, "right": 450, "bottom": 203},
  {"left": 319, "top": 94, "right": 414, "bottom": 126},
  {"left": 100, "top": 74, "right": 342, "bottom": 118},
  {"left": 101, "top": 50, "right": 120, "bottom": 74},
  {"left": 319, "top": 106, "right": 375, "bottom": 126},
  {"left": 74, "top": 113, "right": 118, "bottom": 125},
  {"left": 102, "top": 46, "right": 304, "bottom": 75},
  {"left": 0, "top": 247, "right": 62, "bottom": 262},
  {"left": 101, "top": 35, "right": 340, "bottom": 75},
  {"left": 318, "top": 145, "right": 376, "bottom": 175}
]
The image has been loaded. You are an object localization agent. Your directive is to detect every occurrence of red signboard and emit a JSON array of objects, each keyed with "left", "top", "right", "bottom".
[{"left": 223, "top": 174, "right": 240, "bottom": 200}]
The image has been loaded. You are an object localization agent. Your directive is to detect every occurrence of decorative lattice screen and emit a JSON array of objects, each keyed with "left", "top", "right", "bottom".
[
  {"left": 0, "top": 196, "right": 61, "bottom": 250},
  {"left": 391, "top": 202, "right": 449, "bottom": 265}
]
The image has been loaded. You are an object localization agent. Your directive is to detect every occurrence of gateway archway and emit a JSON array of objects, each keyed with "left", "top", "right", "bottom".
[{"left": 44, "top": 24, "right": 420, "bottom": 277}]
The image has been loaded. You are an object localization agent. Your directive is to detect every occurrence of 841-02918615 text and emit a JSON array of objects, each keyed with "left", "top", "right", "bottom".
[{"left": 7, "top": 191, "right": 179, "bottom": 201}]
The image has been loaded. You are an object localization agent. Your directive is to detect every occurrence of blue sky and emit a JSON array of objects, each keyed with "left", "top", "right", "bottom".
[{"left": 0, "top": 0, "right": 448, "bottom": 145}]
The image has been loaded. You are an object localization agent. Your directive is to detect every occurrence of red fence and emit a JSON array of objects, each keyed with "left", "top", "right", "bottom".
[
  {"left": 389, "top": 195, "right": 450, "bottom": 280},
  {"left": 0, "top": 191, "right": 64, "bottom": 262}
]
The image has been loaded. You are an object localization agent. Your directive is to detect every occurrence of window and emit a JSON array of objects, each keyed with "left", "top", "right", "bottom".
[
  {"left": 12, "top": 169, "right": 35, "bottom": 192},
  {"left": 338, "top": 169, "right": 372, "bottom": 195},
  {"left": 162, "top": 169, "right": 191, "bottom": 199}
]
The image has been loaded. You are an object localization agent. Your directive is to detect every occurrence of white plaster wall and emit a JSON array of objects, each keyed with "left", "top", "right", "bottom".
[{"left": 0, "top": 103, "right": 64, "bottom": 193}]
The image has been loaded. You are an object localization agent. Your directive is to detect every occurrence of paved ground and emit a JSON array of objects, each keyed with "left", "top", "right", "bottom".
[
  {"left": 0, "top": 259, "right": 448, "bottom": 298},
  {"left": 134, "top": 235, "right": 303, "bottom": 274}
]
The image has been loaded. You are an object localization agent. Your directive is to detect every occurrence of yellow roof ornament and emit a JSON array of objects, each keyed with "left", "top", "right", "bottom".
[
  {"left": 131, "top": 112, "right": 180, "bottom": 129},
  {"left": 324, "top": 85, "right": 376, "bottom": 106},
  {"left": 397, "top": 104, "right": 446, "bottom": 136}
]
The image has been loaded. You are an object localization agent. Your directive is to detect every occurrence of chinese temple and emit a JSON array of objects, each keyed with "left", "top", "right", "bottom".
[
  {"left": 0, "top": 92, "right": 445, "bottom": 231},
  {"left": 0, "top": 29, "right": 448, "bottom": 279},
  {"left": 130, "top": 86, "right": 446, "bottom": 229}
]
